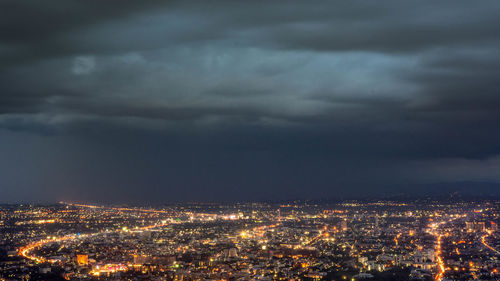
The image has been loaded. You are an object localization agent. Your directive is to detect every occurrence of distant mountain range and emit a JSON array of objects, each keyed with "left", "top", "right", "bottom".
[
  {"left": 410, "top": 181, "right": 500, "bottom": 197},
  {"left": 382, "top": 181, "right": 500, "bottom": 200},
  {"left": 272, "top": 181, "right": 500, "bottom": 204}
]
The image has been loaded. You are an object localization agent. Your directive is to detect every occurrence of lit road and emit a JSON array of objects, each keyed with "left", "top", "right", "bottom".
[
  {"left": 19, "top": 235, "right": 75, "bottom": 263},
  {"left": 429, "top": 215, "right": 465, "bottom": 281},
  {"left": 481, "top": 231, "right": 500, "bottom": 255},
  {"left": 428, "top": 221, "right": 447, "bottom": 281},
  {"left": 67, "top": 202, "right": 172, "bottom": 214},
  {"left": 434, "top": 234, "right": 445, "bottom": 281}
]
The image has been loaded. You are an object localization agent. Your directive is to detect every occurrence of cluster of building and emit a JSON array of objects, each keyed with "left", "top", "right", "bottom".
[{"left": 0, "top": 200, "right": 499, "bottom": 281}]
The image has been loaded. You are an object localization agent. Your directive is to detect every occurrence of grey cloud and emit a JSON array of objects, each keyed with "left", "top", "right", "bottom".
[
  {"left": 3, "top": 1, "right": 500, "bottom": 65},
  {"left": 1, "top": 0, "right": 500, "bottom": 202}
]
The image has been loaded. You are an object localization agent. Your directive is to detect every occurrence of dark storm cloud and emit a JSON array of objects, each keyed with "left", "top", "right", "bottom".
[
  {"left": 0, "top": 0, "right": 168, "bottom": 64},
  {"left": 2, "top": 1, "right": 500, "bottom": 64},
  {"left": 1, "top": 0, "right": 500, "bottom": 203}
]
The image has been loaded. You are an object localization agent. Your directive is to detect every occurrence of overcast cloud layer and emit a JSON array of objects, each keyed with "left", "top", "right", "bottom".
[{"left": 1, "top": 0, "right": 500, "bottom": 203}]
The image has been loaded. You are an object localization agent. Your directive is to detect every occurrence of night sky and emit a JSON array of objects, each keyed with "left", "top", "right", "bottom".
[{"left": 2, "top": 1, "right": 500, "bottom": 203}]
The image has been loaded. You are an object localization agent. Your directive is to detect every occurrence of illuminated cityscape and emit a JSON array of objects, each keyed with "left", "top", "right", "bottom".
[
  {"left": 2, "top": 1, "right": 500, "bottom": 281},
  {"left": 1, "top": 200, "right": 499, "bottom": 281}
]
